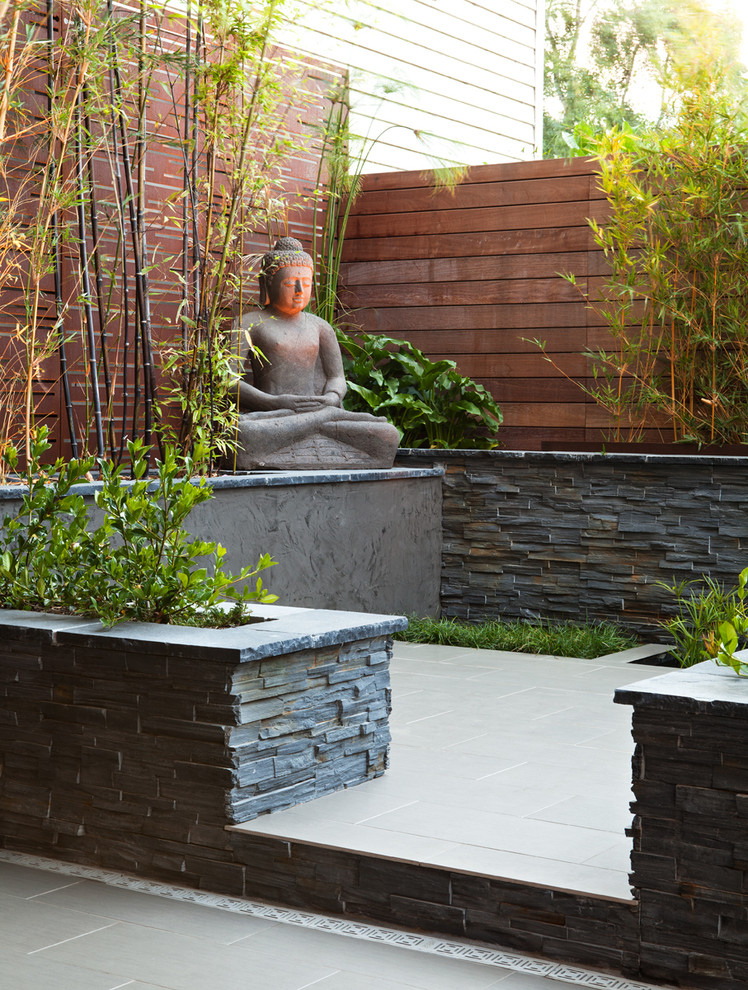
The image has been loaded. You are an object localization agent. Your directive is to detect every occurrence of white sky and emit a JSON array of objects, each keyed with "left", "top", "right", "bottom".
[{"left": 711, "top": 0, "right": 748, "bottom": 65}]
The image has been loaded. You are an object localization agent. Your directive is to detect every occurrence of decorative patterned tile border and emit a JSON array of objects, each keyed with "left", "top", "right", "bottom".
[{"left": 0, "top": 850, "right": 667, "bottom": 990}]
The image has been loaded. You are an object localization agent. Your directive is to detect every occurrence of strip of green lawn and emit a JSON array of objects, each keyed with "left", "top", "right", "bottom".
[{"left": 395, "top": 615, "right": 639, "bottom": 660}]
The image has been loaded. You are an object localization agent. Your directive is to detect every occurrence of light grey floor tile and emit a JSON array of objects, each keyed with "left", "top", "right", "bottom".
[
  {"left": 3, "top": 945, "right": 132, "bottom": 990},
  {"left": 576, "top": 728, "right": 636, "bottom": 753},
  {"left": 0, "top": 891, "right": 117, "bottom": 953},
  {"left": 35, "top": 880, "right": 276, "bottom": 942},
  {"left": 305, "top": 973, "right": 424, "bottom": 990},
  {"left": 526, "top": 792, "right": 633, "bottom": 833},
  {"left": 361, "top": 800, "right": 625, "bottom": 863},
  {"left": 34, "top": 920, "right": 339, "bottom": 990},
  {"left": 0, "top": 861, "right": 87, "bottom": 899},
  {"left": 495, "top": 973, "right": 591, "bottom": 989},
  {"left": 231, "top": 815, "right": 458, "bottom": 861},
  {"left": 390, "top": 743, "right": 524, "bottom": 779},
  {"left": 583, "top": 834, "right": 635, "bottom": 872},
  {"left": 233, "top": 924, "right": 512, "bottom": 989},
  {"left": 254, "top": 782, "right": 418, "bottom": 825}
]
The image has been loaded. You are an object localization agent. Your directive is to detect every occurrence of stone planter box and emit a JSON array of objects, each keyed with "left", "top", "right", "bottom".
[
  {"left": 616, "top": 661, "right": 748, "bottom": 989},
  {"left": 0, "top": 604, "right": 403, "bottom": 883}
]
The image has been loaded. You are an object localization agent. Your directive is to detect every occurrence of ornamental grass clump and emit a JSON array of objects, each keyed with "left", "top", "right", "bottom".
[
  {"left": 398, "top": 614, "right": 637, "bottom": 659},
  {"left": 0, "top": 428, "right": 275, "bottom": 627}
]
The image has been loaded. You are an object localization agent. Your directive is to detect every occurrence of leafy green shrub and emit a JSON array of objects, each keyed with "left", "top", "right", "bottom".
[
  {"left": 338, "top": 330, "right": 502, "bottom": 449},
  {"left": 0, "top": 429, "right": 275, "bottom": 627},
  {"left": 661, "top": 568, "right": 748, "bottom": 674},
  {"left": 715, "top": 567, "right": 748, "bottom": 676},
  {"left": 659, "top": 575, "right": 742, "bottom": 667},
  {"left": 397, "top": 614, "right": 637, "bottom": 660}
]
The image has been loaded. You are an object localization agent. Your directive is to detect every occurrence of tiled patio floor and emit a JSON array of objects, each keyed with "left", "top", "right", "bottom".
[
  {"left": 0, "top": 854, "right": 665, "bottom": 990},
  {"left": 232, "top": 640, "right": 669, "bottom": 901},
  {"left": 0, "top": 642, "right": 669, "bottom": 989}
]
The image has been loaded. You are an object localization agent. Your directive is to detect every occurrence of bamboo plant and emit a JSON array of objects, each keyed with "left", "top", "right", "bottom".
[
  {"left": 0, "top": 0, "right": 321, "bottom": 474},
  {"left": 558, "top": 68, "right": 748, "bottom": 445}
]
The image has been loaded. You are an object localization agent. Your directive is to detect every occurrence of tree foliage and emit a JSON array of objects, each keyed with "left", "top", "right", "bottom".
[{"left": 544, "top": 0, "right": 745, "bottom": 157}]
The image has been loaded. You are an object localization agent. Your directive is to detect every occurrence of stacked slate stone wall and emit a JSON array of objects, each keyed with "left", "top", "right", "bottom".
[
  {"left": 397, "top": 449, "right": 748, "bottom": 633},
  {"left": 0, "top": 610, "right": 395, "bottom": 893},
  {"left": 616, "top": 663, "right": 748, "bottom": 989},
  {"left": 230, "top": 833, "right": 641, "bottom": 974}
]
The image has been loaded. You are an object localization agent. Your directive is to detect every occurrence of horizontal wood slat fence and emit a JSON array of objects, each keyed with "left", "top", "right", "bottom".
[{"left": 339, "top": 157, "right": 634, "bottom": 450}]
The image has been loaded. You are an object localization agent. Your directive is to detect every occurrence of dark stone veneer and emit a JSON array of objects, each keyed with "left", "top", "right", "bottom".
[
  {"left": 397, "top": 448, "right": 748, "bottom": 633},
  {"left": 4, "top": 603, "right": 748, "bottom": 984},
  {"left": 0, "top": 605, "right": 400, "bottom": 882}
]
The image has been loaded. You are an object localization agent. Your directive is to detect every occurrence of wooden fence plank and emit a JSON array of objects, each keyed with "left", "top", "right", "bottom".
[
  {"left": 341, "top": 157, "right": 615, "bottom": 448},
  {"left": 341, "top": 226, "right": 595, "bottom": 262},
  {"left": 345, "top": 200, "right": 606, "bottom": 240}
]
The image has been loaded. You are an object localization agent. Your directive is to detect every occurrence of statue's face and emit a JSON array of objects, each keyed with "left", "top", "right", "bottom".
[{"left": 269, "top": 265, "right": 313, "bottom": 316}]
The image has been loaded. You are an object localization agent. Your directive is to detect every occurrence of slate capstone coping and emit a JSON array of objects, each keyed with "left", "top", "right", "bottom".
[
  {"left": 0, "top": 465, "right": 443, "bottom": 499},
  {"left": 396, "top": 447, "right": 748, "bottom": 467},
  {"left": 0, "top": 604, "right": 407, "bottom": 661},
  {"left": 614, "top": 658, "right": 748, "bottom": 715}
]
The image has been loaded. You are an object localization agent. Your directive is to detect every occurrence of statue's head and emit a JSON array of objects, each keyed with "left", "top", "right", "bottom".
[{"left": 259, "top": 237, "right": 313, "bottom": 317}]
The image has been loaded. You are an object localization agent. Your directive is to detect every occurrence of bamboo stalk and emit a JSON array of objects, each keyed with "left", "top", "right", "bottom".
[
  {"left": 136, "top": 0, "right": 155, "bottom": 445},
  {"left": 0, "top": 2, "right": 20, "bottom": 141},
  {"left": 105, "top": 0, "right": 131, "bottom": 462},
  {"left": 47, "top": 0, "right": 79, "bottom": 457},
  {"left": 75, "top": 89, "right": 105, "bottom": 458},
  {"left": 84, "top": 88, "right": 116, "bottom": 458}
]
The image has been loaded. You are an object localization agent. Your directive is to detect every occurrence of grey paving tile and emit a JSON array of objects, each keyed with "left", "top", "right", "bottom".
[
  {"left": 583, "top": 834, "right": 634, "bottom": 872},
  {"left": 2, "top": 946, "right": 131, "bottom": 990},
  {"left": 576, "top": 727, "right": 636, "bottom": 753},
  {"left": 305, "top": 973, "right": 424, "bottom": 990},
  {"left": 448, "top": 736, "right": 633, "bottom": 775},
  {"left": 35, "top": 880, "right": 276, "bottom": 942},
  {"left": 495, "top": 973, "right": 593, "bottom": 989},
  {"left": 526, "top": 792, "right": 632, "bottom": 833},
  {"left": 253, "top": 781, "right": 418, "bottom": 825},
  {"left": 231, "top": 815, "right": 458, "bottom": 862},
  {"left": 361, "top": 800, "right": 625, "bottom": 863},
  {"left": 0, "top": 891, "right": 117, "bottom": 953},
  {"left": 233, "top": 924, "right": 512, "bottom": 989},
  {"left": 390, "top": 743, "right": 523, "bottom": 779},
  {"left": 0, "top": 861, "right": 87, "bottom": 899},
  {"left": 34, "top": 920, "right": 339, "bottom": 990},
  {"left": 421, "top": 844, "right": 633, "bottom": 900},
  {"left": 393, "top": 643, "right": 497, "bottom": 665}
]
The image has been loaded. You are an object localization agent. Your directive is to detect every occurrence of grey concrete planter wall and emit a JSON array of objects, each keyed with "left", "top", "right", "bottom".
[
  {"left": 397, "top": 448, "right": 748, "bottom": 632},
  {"left": 0, "top": 604, "right": 402, "bottom": 887},
  {"left": 0, "top": 466, "right": 443, "bottom": 618}
]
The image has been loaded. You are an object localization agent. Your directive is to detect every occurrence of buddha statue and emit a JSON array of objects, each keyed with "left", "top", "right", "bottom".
[{"left": 229, "top": 237, "right": 399, "bottom": 471}]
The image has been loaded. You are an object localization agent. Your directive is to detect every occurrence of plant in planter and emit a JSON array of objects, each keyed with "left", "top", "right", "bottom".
[
  {"left": 0, "top": 428, "right": 275, "bottom": 627},
  {"left": 338, "top": 331, "right": 503, "bottom": 449},
  {"left": 715, "top": 567, "right": 748, "bottom": 676},
  {"left": 659, "top": 574, "right": 743, "bottom": 667},
  {"left": 543, "top": 65, "right": 748, "bottom": 445},
  {"left": 660, "top": 568, "right": 748, "bottom": 673}
]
